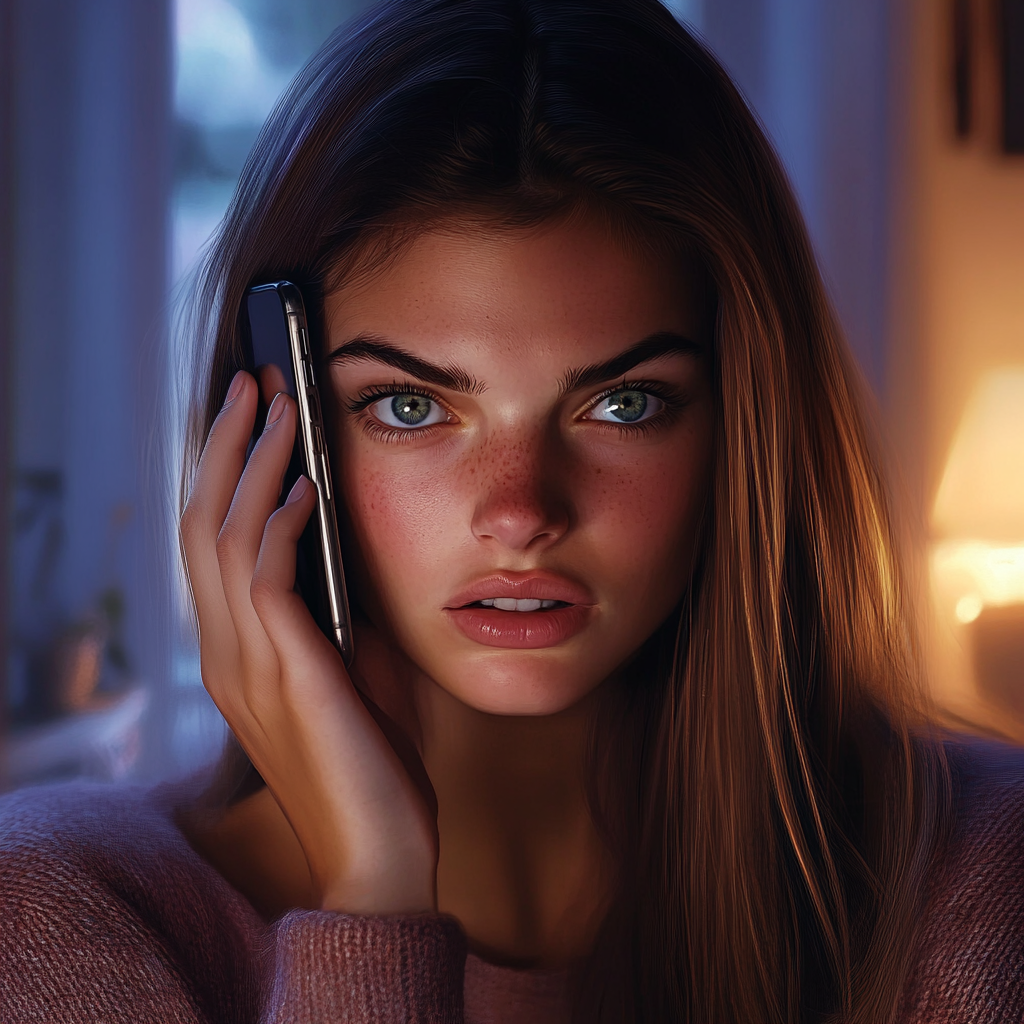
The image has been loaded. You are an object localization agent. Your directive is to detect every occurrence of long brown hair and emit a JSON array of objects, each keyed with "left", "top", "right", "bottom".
[{"left": 181, "top": 1, "right": 949, "bottom": 1019}]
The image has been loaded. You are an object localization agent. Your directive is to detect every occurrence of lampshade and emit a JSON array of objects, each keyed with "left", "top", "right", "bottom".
[{"left": 932, "top": 367, "right": 1024, "bottom": 541}]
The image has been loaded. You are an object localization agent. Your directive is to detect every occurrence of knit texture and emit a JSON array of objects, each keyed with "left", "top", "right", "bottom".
[
  {"left": 0, "top": 781, "right": 465, "bottom": 1023},
  {"left": 898, "top": 739, "right": 1024, "bottom": 1023},
  {"left": 268, "top": 910, "right": 464, "bottom": 1022},
  {"left": 1, "top": 737, "right": 1023, "bottom": 1023}
]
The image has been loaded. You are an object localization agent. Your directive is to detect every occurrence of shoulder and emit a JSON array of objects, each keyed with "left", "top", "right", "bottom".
[
  {"left": 941, "top": 737, "right": 1024, "bottom": 890},
  {"left": 0, "top": 780, "right": 265, "bottom": 1023},
  {"left": 0, "top": 777, "right": 257, "bottom": 923},
  {"left": 2, "top": 776, "right": 182, "bottom": 860},
  {"left": 901, "top": 737, "right": 1024, "bottom": 1023}
]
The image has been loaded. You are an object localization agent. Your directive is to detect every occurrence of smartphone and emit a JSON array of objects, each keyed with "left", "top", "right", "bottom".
[{"left": 242, "top": 281, "right": 354, "bottom": 667}]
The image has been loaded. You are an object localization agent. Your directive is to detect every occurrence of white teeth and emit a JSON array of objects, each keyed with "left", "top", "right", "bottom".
[{"left": 477, "top": 598, "right": 558, "bottom": 611}]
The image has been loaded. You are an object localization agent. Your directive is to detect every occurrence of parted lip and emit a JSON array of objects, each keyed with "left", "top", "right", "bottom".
[{"left": 445, "top": 570, "right": 597, "bottom": 609}]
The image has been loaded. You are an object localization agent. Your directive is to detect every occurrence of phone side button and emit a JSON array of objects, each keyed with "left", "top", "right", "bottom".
[
  {"left": 299, "top": 327, "right": 310, "bottom": 357},
  {"left": 312, "top": 424, "right": 324, "bottom": 455},
  {"left": 307, "top": 386, "right": 322, "bottom": 424},
  {"left": 319, "top": 452, "right": 332, "bottom": 501}
]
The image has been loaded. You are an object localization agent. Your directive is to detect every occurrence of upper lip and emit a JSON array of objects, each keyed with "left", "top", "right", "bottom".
[{"left": 445, "top": 570, "right": 596, "bottom": 609}]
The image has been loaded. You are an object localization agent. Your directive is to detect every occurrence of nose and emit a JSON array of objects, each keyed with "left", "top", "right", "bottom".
[{"left": 470, "top": 431, "right": 571, "bottom": 553}]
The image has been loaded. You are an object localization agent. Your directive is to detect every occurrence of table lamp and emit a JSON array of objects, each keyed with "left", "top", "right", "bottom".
[{"left": 931, "top": 367, "right": 1024, "bottom": 719}]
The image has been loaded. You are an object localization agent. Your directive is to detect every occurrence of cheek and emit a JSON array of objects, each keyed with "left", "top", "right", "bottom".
[
  {"left": 340, "top": 445, "right": 461, "bottom": 599},
  {"left": 338, "top": 414, "right": 713, "bottom": 631},
  {"left": 577, "top": 433, "right": 711, "bottom": 602},
  {"left": 340, "top": 435, "right": 529, "bottom": 573}
]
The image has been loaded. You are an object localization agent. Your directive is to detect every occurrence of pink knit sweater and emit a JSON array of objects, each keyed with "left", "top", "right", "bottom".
[{"left": 1, "top": 738, "right": 1024, "bottom": 1022}]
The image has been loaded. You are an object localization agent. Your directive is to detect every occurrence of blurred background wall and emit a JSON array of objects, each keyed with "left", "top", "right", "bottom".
[
  {"left": 2, "top": 0, "right": 1022, "bottom": 787},
  {"left": 891, "top": 0, "right": 1024, "bottom": 738}
]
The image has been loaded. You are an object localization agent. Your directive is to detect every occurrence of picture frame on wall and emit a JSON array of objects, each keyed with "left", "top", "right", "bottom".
[{"left": 1004, "top": 0, "right": 1024, "bottom": 151}]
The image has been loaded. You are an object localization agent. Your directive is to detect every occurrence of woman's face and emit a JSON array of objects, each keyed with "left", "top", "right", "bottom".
[{"left": 324, "top": 215, "right": 714, "bottom": 716}]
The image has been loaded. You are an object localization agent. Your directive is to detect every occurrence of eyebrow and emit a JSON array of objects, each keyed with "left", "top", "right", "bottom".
[
  {"left": 557, "top": 331, "right": 703, "bottom": 395},
  {"left": 326, "top": 330, "right": 702, "bottom": 398}
]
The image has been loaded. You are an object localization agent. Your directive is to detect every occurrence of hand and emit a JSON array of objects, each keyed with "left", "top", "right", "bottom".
[{"left": 179, "top": 371, "right": 438, "bottom": 915}]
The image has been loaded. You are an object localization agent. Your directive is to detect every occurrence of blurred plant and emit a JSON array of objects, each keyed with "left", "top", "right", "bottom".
[
  {"left": 8, "top": 476, "right": 134, "bottom": 725},
  {"left": 52, "top": 622, "right": 105, "bottom": 713},
  {"left": 50, "top": 584, "right": 130, "bottom": 713}
]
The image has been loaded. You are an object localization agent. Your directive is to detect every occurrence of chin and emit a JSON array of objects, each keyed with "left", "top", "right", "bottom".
[{"left": 429, "top": 651, "right": 604, "bottom": 717}]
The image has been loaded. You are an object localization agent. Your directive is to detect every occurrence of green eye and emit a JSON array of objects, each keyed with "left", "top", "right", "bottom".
[
  {"left": 591, "top": 389, "right": 662, "bottom": 424},
  {"left": 391, "top": 394, "right": 431, "bottom": 425},
  {"left": 370, "top": 392, "right": 447, "bottom": 429}
]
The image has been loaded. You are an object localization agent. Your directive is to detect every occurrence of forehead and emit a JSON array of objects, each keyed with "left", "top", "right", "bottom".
[{"left": 323, "top": 216, "right": 709, "bottom": 367}]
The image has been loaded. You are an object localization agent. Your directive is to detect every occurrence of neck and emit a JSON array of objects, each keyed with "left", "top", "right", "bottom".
[
  {"left": 417, "top": 677, "right": 612, "bottom": 968},
  {"left": 181, "top": 672, "right": 617, "bottom": 970}
]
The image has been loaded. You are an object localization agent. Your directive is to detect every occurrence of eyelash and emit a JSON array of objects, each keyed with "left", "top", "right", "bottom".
[{"left": 345, "top": 378, "right": 687, "bottom": 443}]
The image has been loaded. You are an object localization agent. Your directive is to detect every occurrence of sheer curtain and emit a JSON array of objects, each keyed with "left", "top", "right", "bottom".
[{"left": 3, "top": 0, "right": 173, "bottom": 785}]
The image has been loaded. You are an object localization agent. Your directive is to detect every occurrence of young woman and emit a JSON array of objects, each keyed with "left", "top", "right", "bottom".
[{"left": 4, "top": 1, "right": 1024, "bottom": 1021}]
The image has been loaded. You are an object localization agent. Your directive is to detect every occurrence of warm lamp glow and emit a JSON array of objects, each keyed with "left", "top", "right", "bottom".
[
  {"left": 933, "top": 367, "right": 1024, "bottom": 540},
  {"left": 933, "top": 541, "right": 1024, "bottom": 617},
  {"left": 955, "top": 593, "right": 983, "bottom": 624},
  {"left": 931, "top": 367, "right": 1024, "bottom": 624}
]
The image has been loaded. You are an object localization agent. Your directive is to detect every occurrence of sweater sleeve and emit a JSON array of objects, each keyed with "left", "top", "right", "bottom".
[
  {"left": 0, "top": 783, "right": 468, "bottom": 1024},
  {"left": 265, "top": 910, "right": 466, "bottom": 1023}
]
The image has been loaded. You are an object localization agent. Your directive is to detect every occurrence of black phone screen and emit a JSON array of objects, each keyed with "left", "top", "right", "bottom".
[{"left": 241, "top": 283, "right": 352, "bottom": 664}]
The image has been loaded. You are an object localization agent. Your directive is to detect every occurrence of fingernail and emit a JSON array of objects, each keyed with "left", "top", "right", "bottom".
[
  {"left": 286, "top": 476, "right": 310, "bottom": 504},
  {"left": 266, "top": 393, "right": 286, "bottom": 427},
  {"left": 224, "top": 371, "right": 245, "bottom": 406}
]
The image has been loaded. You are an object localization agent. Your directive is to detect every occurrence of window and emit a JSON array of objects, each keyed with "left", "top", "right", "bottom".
[{"left": 167, "top": 0, "right": 375, "bottom": 776}]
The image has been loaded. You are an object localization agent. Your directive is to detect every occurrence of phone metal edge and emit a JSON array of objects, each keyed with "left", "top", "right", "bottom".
[{"left": 252, "top": 281, "right": 354, "bottom": 667}]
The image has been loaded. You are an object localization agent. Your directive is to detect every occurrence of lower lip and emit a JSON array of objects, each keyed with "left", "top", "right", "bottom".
[{"left": 444, "top": 604, "right": 593, "bottom": 649}]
